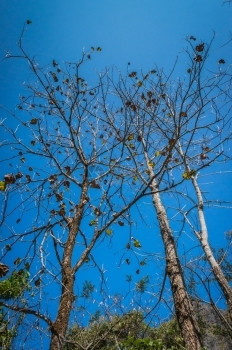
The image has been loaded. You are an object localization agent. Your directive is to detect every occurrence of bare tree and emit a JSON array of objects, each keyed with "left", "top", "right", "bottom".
[
  {"left": 173, "top": 39, "right": 232, "bottom": 320},
  {"left": 0, "top": 28, "right": 153, "bottom": 349},
  {"left": 98, "top": 37, "right": 232, "bottom": 349},
  {"left": 98, "top": 70, "right": 203, "bottom": 348},
  {"left": 178, "top": 150, "right": 232, "bottom": 320},
  {"left": 1, "top": 25, "right": 232, "bottom": 350}
]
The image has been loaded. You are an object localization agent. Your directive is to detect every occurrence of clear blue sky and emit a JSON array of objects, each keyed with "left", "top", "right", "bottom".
[
  {"left": 0, "top": 0, "right": 232, "bottom": 347},
  {"left": 0, "top": 0, "right": 231, "bottom": 107}
]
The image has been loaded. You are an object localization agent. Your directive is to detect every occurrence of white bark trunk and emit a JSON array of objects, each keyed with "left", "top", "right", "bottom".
[{"left": 192, "top": 176, "right": 232, "bottom": 320}]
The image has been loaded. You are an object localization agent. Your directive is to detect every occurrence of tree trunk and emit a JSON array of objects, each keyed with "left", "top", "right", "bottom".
[
  {"left": 192, "top": 176, "right": 232, "bottom": 321},
  {"left": 50, "top": 272, "right": 74, "bottom": 350},
  {"left": 178, "top": 143, "right": 232, "bottom": 320},
  {"left": 140, "top": 136, "right": 203, "bottom": 349},
  {"left": 50, "top": 177, "right": 89, "bottom": 349},
  {"left": 149, "top": 179, "right": 203, "bottom": 349}
]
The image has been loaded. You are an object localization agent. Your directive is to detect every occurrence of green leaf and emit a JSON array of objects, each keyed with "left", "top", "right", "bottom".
[
  {"left": 128, "top": 143, "right": 135, "bottom": 149},
  {"left": 136, "top": 276, "right": 149, "bottom": 292},
  {"left": 89, "top": 219, "right": 97, "bottom": 226},
  {"left": 0, "top": 270, "right": 30, "bottom": 300},
  {"left": 81, "top": 281, "right": 94, "bottom": 298},
  {"left": 148, "top": 161, "right": 155, "bottom": 168},
  {"left": 182, "top": 169, "right": 197, "bottom": 180},
  {"left": 137, "top": 81, "right": 142, "bottom": 87},
  {"left": 0, "top": 181, "right": 6, "bottom": 191},
  {"left": 133, "top": 239, "right": 141, "bottom": 248},
  {"left": 127, "top": 133, "right": 134, "bottom": 141},
  {"left": 105, "top": 228, "right": 112, "bottom": 235}
]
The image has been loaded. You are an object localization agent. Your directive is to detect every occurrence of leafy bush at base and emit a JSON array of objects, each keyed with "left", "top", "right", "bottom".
[{"left": 0, "top": 270, "right": 30, "bottom": 300}]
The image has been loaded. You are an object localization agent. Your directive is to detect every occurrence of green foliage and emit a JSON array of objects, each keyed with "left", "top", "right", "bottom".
[
  {"left": 89, "top": 219, "right": 97, "bottom": 226},
  {"left": 65, "top": 311, "right": 146, "bottom": 349},
  {"left": 0, "top": 181, "right": 6, "bottom": 191},
  {"left": 147, "top": 161, "right": 155, "bottom": 169},
  {"left": 64, "top": 311, "right": 186, "bottom": 350},
  {"left": 151, "top": 319, "right": 185, "bottom": 349},
  {"left": 90, "top": 310, "right": 101, "bottom": 323},
  {"left": 182, "top": 169, "right": 197, "bottom": 180},
  {"left": 133, "top": 239, "right": 141, "bottom": 248},
  {"left": 81, "top": 281, "right": 95, "bottom": 298},
  {"left": 122, "top": 336, "right": 164, "bottom": 349},
  {"left": 106, "top": 228, "right": 113, "bottom": 235},
  {"left": 136, "top": 276, "right": 149, "bottom": 293},
  {"left": 122, "top": 335, "right": 186, "bottom": 349},
  {"left": 0, "top": 270, "right": 30, "bottom": 348},
  {"left": 0, "top": 308, "right": 17, "bottom": 350},
  {"left": 0, "top": 270, "right": 30, "bottom": 300}
]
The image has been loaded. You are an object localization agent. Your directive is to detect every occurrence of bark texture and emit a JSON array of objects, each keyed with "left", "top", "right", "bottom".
[
  {"left": 149, "top": 176, "right": 203, "bottom": 349},
  {"left": 50, "top": 274, "right": 75, "bottom": 349},
  {"left": 50, "top": 177, "right": 89, "bottom": 350},
  {"left": 140, "top": 135, "right": 203, "bottom": 349}
]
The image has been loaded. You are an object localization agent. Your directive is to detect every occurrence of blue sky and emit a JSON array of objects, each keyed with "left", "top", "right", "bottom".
[
  {"left": 1, "top": 0, "right": 232, "bottom": 347},
  {"left": 1, "top": 0, "right": 231, "bottom": 103}
]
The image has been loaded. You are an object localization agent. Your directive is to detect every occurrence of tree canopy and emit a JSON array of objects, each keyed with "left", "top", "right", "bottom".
[{"left": 0, "top": 23, "right": 232, "bottom": 349}]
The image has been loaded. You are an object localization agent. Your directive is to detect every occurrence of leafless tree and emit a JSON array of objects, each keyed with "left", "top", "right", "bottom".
[
  {"left": 98, "top": 37, "right": 232, "bottom": 349},
  {"left": 178, "top": 151, "right": 232, "bottom": 319},
  {"left": 0, "top": 28, "right": 154, "bottom": 349},
  {"left": 1, "top": 25, "right": 232, "bottom": 350}
]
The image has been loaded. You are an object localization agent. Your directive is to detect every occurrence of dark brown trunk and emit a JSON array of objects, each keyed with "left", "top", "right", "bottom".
[
  {"left": 139, "top": 139, "right": 203, "bottom": 349},
  {"left": 50, "top": 178, "right": 88, "bottom": 349},
  {"left": 141, "top": 141, "right": 203, "bottom": 349},
  {"left": 50, "top": 272, "right": 74, "bottom": 350}
]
